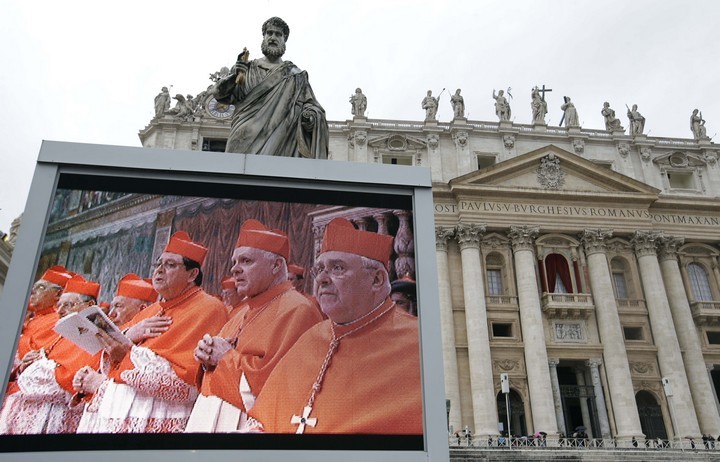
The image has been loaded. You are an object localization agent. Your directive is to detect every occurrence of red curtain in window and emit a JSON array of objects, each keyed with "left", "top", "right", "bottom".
[{"left": 545, "top": 253, "right": 573, "bottom": 293}]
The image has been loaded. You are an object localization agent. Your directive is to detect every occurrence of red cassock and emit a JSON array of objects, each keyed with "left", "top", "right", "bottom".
[{"left": 249, "top": 301, "right": 423, "bottom": 435}]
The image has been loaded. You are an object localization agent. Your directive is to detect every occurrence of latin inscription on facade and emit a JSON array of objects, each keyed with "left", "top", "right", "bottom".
[{"left": 433, "top": 201, "right": 720, "bottom": 226}]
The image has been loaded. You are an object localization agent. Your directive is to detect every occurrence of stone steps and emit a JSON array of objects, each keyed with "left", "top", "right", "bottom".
[{"left": 450, "top": 448, "right": 720, "bottom": 462}]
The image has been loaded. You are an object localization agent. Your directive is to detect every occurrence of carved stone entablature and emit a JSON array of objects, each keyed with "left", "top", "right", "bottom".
[
  {"left": 508, "top": 225, "right": 539, "bottom": 252},
  {"left": 367, "top": 134, "right": 427, "bottom": 151},
  {"left": 581, "top": 229, "right": 613, "bottom": 256},
  {"left": 606, "top": 239, "right": 631, "bottom": 254},
  {"left": 503, "top": 134, "right": 515, "bottom": 149},
  {"left": 427, "top": 134, "right": 439, "bottom": 150},
  {"left": 657, "top": 235, "right": 684, "bottom": 261},
  {"left": 631, "top": 230, "right": 662, "bottom": 257},
  {"left": 617, "top": 143, "right": 630, "bottom": 158},
  {"left": 482, "top": 234, "right": 509, "bottom": 250},
  {"left": 630, "top": 362, "right": 654, "bottom": 375},
  {"left": 571, "top": 139, "right": 584, "bottom": 155},
  {"left": 552, "top": 322, "right": 586, "bottom": 342},
  {"left": 536, "top": 153, "right": 565, "bottom": 189},
  {"left": 455, "top": 223, "right": 485, "bottom": 250},
  {"left": 653, "top": 151, "right": 707, "bottom": 168},
  {"left": 453, "top": 131, "right": 468, "bottom": 149},
  {"left": 640, "top": 147, "right": 652, "bottom": 163},
  {"left": 435, "top": 226, "right": 455, "bottom": 252},
  {"left": 493, "top": 359, "right": 520, "bottom": 372}
]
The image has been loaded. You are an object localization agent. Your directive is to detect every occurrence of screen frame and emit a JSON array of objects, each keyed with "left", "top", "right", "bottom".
[{"left": 0, "top": 141, "right": 449, "bottom": 462}]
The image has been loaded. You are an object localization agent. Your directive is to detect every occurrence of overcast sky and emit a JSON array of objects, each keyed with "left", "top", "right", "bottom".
[{"left": 1, "top": 0, "right": 719, "bottom": 233}]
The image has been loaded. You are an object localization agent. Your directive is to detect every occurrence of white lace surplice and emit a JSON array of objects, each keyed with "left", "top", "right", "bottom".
[
  {"left": 77, "top": 345, "right": 198, "bottom": 433},
  {"left": 0, "top": 357, "right": 82, "bottom": 434}
]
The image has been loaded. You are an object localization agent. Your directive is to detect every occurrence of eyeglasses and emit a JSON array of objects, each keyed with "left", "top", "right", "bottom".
[
  {"left": 310, "top": 262, "right": 348, "bottom": 279},
  {"left": 154, "top": 260, "right": 184, "bottom": 271}
]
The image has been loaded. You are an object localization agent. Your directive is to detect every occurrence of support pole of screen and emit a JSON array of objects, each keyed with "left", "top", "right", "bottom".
[{"left": 501, "top": 373, "right": 510, "bottom": 438}]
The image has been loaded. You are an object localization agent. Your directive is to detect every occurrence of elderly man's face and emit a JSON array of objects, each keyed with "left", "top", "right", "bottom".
[
  {"left": 108, "top": 295, "right": 146, "bottom": 325},
  {"left": 231, "top": 247, "right": 279, "bottom": 298},
  {"left": 29, "top": 279, "right": 62, "bottom": 311},
  {"left": 57, "top": 292, "right": 92, "bottom": 318},
  {"left": 261, "top": 25, "right": 286, "bottom": 59},
  {"left": 313, "top": 251, "right": 378, "bottom": 323},
  {"left": 391, "top": 292, "right": 414, "bottom": 314},
  {"left": 153, "top": 252, "right": 197, "bottom": 300}
]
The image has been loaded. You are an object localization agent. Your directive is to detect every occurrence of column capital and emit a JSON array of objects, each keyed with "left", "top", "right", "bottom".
[
  {"left": 707, "top": 363, "right": 716, "bottom": 373},
  {"left": 456, "top": 223, "right": 486, "bottom": 250},
  {"left": 548, "top": 358, "right": 560, "bottom": 367},
  {"left": 585, "top": 359, "right": 603, "bottom": 369},
  {"left": 507, "top": 225, "right": 539, "bottom": 252},
  {"left": 630, "top": 230, "right": 662, "bottom": 257},
  {"left": 581, "top": 229, "right": 614, "bottom": 256},
  {"left": 657, "top": 235, "right": 685, "bottom": 262},
  {"left": 435, "top": 226, "right": 455, "bottom": 252}
]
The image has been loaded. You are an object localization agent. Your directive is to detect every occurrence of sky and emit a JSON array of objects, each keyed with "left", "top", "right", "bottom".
[{"left": 1, "top": 0, "right": 719, "bottom": 233}]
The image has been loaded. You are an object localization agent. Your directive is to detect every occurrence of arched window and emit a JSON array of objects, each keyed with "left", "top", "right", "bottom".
[
  {"left": 688, "top": 263, "right": 713, "bottom": 301},
  {"left": 545, "top": 253, "right": 573, "bottom": 294}
]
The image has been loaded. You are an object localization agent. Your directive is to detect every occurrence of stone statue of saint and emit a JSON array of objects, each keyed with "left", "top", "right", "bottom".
[
  {"left": 214, "top": 17, "right": 328, "bottom": 158},
  {"left": 349, "top": 88, "right": 367, "bottom": 117},
  {"left": 154, "top": 87, "right": 171, "bottom": 118},
  {"left": 450, "top": 89, "right": 465, "bottom": 119},
  {"left": 690, "top": 109, "right": 708, "bottom": 140},
  {"left": 626, "top": 104, "right": 646, "bottom": 135},
  {"left": 601, "top": 102, "right": 624, "bottom": 132},
  {"left": 493, "top": 89, "right": 511, "bottom": 121},
  {"left": 167, "top": 94, "right": 193, "bottom": 120},
  {"left": 531, "top": 86, "right": 547, "bottom": 124},
  {"left": 422, "top": 90, "right": 438, "bottom": 121},
  {"left": 560, "top": 96, "right": 579, "bottom": 127}
]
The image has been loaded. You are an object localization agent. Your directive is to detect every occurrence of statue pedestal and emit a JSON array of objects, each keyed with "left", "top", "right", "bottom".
[
  {"left": 451, "top": 117, "right": 469, "bottom": 128},
  {"left": 352, "top": 116, "right": 368, "bottom": 124},
  {"left": 533, "top": 123, "right": 547, "bottom": 132},
  {"left": 633, "top": 134, "right": 647, "bottom": 142},
  {"left": 424, "top": 119, "right": 438, "bottom": 127},
  {"left": 567, "top": 126, "right": 582, "bottom": 134},
  {"left": 698, "top": 138, "right": 712, "bottom": 146},
  {"left": 499, "top": 121, "right": 513, "bottom": 130},
  {"left": 611, "top": 129, "right": 626, "bottom": 137}
]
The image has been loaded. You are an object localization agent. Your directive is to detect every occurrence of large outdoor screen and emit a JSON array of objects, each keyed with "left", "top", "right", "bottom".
[{"left": 0, "top": 142, "right": 448, "bottom": 462}]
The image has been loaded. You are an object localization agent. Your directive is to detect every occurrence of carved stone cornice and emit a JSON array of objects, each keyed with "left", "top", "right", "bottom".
[
  {"left": 507, "top": 225, "right": 539, "bottom": 252},
  {"left": 630, "top": 231, "right": 662, "bottom": 257},
  {"left": 435, "top": 226, "right": 455, "bottom": 252},
  {"left": 657, "top": 235, "right": 685, "bottom": 262},
  {"left": 585, "top": 359, "right": 602, "bottom": 369},
  {"left": 455, "top": 223, "right": 485, "bottom": 250},
  {"left": 580, "top": 229, "right": 614, "bottom": 256}
]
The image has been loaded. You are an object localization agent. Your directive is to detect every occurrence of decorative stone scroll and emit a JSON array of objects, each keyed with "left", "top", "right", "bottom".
[
  {"left": 580, "top": 229, "right": 613, "bottom": 256},
  {"left": 493, "top": 358, "right": 520, "bottom": 372},
  {"left": 508, "top": 225, "right": 539, "bottom": 252},
  {"left": 657, "top": 235, "right": 684, "bottom": 261},
  {"left": 435, "top": 226, "right": 455, "bottom": 252},
  {"left": 630, "top": 231, "right": 662, "bottom": 257},
  {"left": 553, "top": 322, "right": 585, "bottom": 342},
  {"left": 455, "top": 223, "right": 485, "bottom": 250}
]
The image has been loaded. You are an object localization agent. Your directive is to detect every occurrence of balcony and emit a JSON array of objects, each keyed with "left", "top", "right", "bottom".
[
  {"left": 616, "top": 299, "right": 647, "bottom": 312},
  {"left": 690, "top": 300, "right": 720, "bottom": 325},
  {"left": 486, "top": 295, "right": 518, "bottom": 308},
  {"left": 541, "top": 293, "right": 595, "bottom": 319}
]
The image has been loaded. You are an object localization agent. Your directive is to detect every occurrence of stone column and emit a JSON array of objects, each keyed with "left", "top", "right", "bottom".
[
  {"left": 707, "top": 364, "right": 720, "bottom": 419},
  {"left": 586, "top": 359, "right": 612, "bottom": 439},
  {"left": 435, "top": 226, "right": 461, "bottom": 432},
  {"left": 631, "top": 231, "right": 701, "bottom": 438},
  {"left": 507, "top": 225, "right": 558, "bottom": 434},
  {"left": 658, "top": 236, "right": 720, "bottom": 435},
  {"left": 580, "top": 229, "right": 642, "bottom": 440},
  {"left": 456, "top": 223, "right": 499, "bottom": 437},
  {"left": 574, "top": 369, "right": 594, "bottom": 438},
  {"left": 548, "top": 359, "right": 567, "bottom": 435}
]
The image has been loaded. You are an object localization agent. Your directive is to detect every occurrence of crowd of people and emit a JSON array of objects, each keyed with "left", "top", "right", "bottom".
[{"left": 0, "top": 217, "right": 422, "bottom": 435}]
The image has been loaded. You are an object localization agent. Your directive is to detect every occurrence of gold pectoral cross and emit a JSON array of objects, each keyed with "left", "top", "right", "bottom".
[{"left": 290, "top": 406, "right": 317, "bottom": 434}]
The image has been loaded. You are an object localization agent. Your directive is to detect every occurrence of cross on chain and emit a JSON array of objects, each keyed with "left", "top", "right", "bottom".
[
  {"left": 537, "top": 84, "right": 553, "bottom": 102},
  {"left": 290, "top": 406, "right": 318, "bottom": 434}
]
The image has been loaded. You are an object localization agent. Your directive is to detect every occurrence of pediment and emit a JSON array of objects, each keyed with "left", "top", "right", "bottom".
[
  {"left": 367, "top": 134, "right": 426, "bottom": 151},
  {"left": 449, "top": 145, "right": 660, "bottom": 201},
  {"left": 653, "top": 151, "right": 706, "bottom": 168}
]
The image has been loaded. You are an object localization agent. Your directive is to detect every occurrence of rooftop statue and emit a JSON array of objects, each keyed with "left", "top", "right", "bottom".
[
  {"left": 451, "top": 89, "right": 465, "bottom": 119},
  {"left": 690, "top": 109, "right": 709, "bottom": 140},
  {"left": 153, "top": 87, "right": 171, "bottom": 118},
  {"left": 626, "top": 104, "right": 646, "bottom": 135},
  {"left": 493, "top": 88, "right": 511, "bottom": 122},
  {"left": 560, "top": 96, "right": 580, "bottom": 127},
  {"left": 601, "top": 102, "right": 624, "bottom": 132},
  {"left": 214, "top": 17, "right": 328, "bottom": 158},
  {"left": 421, "top": 90, "right": 439, "bottom": 121},
  {"left": 531, "top": 86, "right": 547, "bottom": 124},
  {"left": 349, "top": 88, "right": 367, "bottom": 118}
]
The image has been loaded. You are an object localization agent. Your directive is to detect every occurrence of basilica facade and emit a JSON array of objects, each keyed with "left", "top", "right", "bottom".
[{"left": 136, "top": 93, "right": 720, "bottom": 443}]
